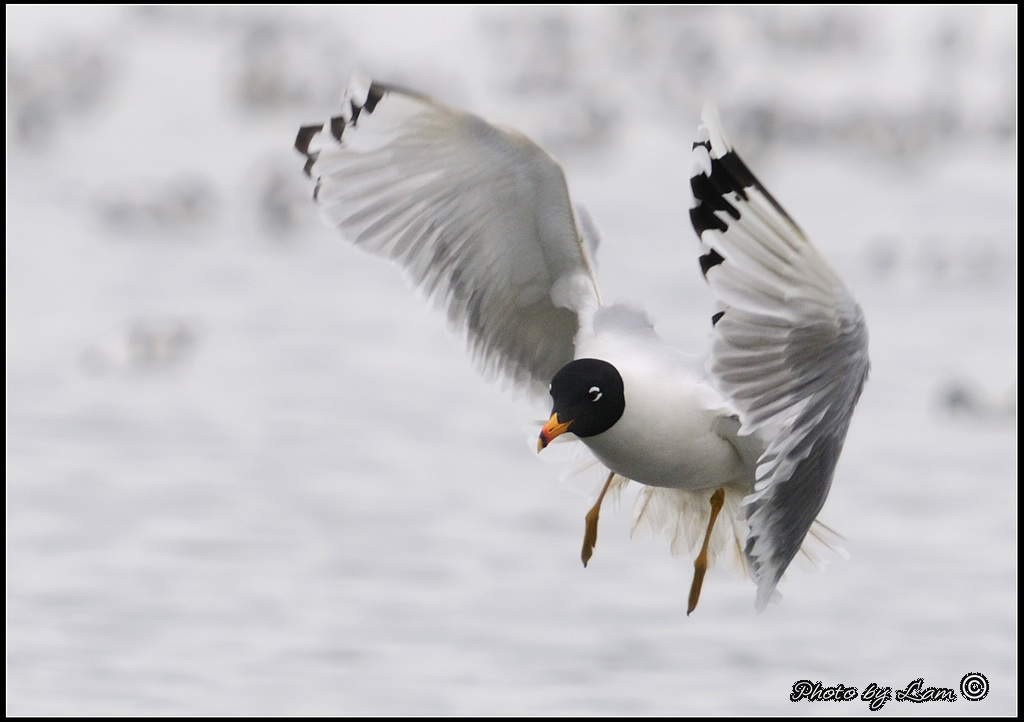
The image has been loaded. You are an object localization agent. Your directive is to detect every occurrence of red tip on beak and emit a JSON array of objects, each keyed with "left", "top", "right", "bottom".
[{"left": 538, "top": 413, "right": 574, "bottom": 453}]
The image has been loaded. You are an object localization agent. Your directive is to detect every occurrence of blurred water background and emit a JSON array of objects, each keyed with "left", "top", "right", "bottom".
[{"left": 6, "top": 6, "right": 1016, "bottom": 715}]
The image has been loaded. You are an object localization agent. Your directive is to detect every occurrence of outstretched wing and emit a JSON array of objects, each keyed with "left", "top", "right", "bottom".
[
  {"left": 296, "top": 73, "right": 601, "bottom": 395},
  {"left": 688, "top": 103, "right": 869, "bottom": 610}
]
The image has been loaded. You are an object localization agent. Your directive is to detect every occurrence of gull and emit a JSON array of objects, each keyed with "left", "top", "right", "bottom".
[{"left": 295, "top": 73, "right": 869, "bottom": 613}]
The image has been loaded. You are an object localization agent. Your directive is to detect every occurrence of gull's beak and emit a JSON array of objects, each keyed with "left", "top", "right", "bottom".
[{"left": 538, "top": 413, "right": 574, "bottom": 452}]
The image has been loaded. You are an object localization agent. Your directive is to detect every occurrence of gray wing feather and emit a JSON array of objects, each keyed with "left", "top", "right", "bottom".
[
  {"left": 296, "top": 74, "right": 600, "bottom": 395},
  {"left": 689, "top": 103, "right": 869, "bottom": 610}
]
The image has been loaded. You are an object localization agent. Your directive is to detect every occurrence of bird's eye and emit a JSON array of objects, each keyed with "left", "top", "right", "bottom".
[{"left": 588, "top": 386, "right": 602, "bottom": 402}]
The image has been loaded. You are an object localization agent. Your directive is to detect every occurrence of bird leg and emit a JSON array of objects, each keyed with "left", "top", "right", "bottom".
[
  {"left": 581, "top": 471, "right": 616, "bottom": 567},
  {"left": 687, "top": 487, "right": 726, "bottom": 616}
]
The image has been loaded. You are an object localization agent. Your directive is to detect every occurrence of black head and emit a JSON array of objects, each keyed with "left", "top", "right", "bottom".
[{"left": 544, "top": 358, "right": 625, "bottom": 441}]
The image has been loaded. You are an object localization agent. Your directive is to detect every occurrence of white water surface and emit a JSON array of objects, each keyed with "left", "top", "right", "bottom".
[{"left": 7, "top": 6, "right": 1016, "bottom": 716}]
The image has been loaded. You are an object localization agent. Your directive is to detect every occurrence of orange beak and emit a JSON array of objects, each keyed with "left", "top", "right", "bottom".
[{"left": 537, "top": 413, "right": 574, "bottom": 452}]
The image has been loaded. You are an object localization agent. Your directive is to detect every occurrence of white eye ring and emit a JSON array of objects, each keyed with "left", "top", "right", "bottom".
[{"left": 588, "top": 386, "right": 602, "bottom": 402}]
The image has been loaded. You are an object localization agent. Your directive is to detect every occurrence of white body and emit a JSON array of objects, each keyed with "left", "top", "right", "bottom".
[{"left": 575, "top": 306, "right": 752, "bottom": 492}]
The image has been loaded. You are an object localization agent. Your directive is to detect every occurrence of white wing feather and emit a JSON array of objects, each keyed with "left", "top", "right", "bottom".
[
  {"left": 689, "top": 103, "right": 870, "bottom": 610},
  {"left": 296, "top": 74, "right": 600, "bottom": 395}
]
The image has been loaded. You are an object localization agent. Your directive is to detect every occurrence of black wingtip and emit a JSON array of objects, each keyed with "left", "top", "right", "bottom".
[
  {"left": 365, "top": 82, "right": 385, "bottom": 113},
  {"left": 302, "top": 151, "right": 319, "bottom": 178},
  {"left": 689, "top": 172, "right": 738, "bottom": 235},
  {"left": 330, "top": 115, "right": 346, "bottom": 142},
  {"left": 699, "top": 248, "right": 725, "bottom": 278},
  {"left": 691, "top": 144, "right": 802, "bottom": 239},
  {"left": 294, "top": 124, "right": 322, "bottom": 156}
]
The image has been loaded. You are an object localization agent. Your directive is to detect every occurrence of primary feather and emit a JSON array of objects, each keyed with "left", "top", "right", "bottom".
[
  {"left": 296, "top": 74, "right": 600, "bottom": 396},
  {"left": 689, "top": 103, "right": 870, "bottom": 609}
]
